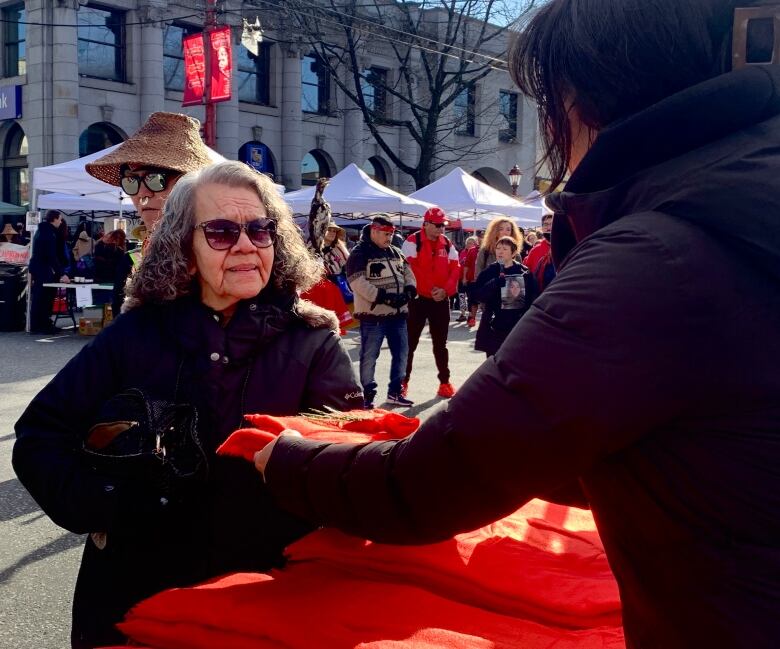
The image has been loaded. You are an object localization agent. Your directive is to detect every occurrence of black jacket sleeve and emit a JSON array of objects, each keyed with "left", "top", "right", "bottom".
[
  {"left": 12, "top": 316, "right": 138, "bottom": 534},
  {"left": 300, "top": 329, "right": 363, "bottom": 411},
  {"left": 264, "top": 222, "right": 702, "bottom": 543}
]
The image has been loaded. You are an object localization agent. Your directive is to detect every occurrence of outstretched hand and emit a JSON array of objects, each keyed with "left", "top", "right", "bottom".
[{"left": 253, "top": 429, "right": 302, "bottom": 481}]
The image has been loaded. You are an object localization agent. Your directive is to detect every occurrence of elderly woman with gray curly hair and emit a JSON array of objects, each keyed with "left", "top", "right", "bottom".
[{"left": 13, "top": 161, "right": 363, "bottom": 649}]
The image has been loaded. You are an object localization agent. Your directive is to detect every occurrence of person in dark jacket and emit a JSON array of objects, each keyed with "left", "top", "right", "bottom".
[
  {"left": 347, "top": 216, "right": 417, "bottom": 409},
  {"left": 28, "top": 209, "right": 71, "bottom": 334},
  {"left": 473, "top": 236, "right": 536, "bottom": 357},
  {"left": 13, "top": 161, "right": 363, "bottom": 649},
  {"left": 255, "top": 2, "right": 780, "bottom": 647}
]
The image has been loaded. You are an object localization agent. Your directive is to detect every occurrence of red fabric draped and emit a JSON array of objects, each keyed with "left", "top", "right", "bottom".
[
  {"left": 109, "top": 411, "right": 624, "bottom": 649},
  {"left": 301, "top": 279, "right": 355, "bottom": 334},
  {"left": 216, "top": 409, "right": 420, "bottom": 462}
]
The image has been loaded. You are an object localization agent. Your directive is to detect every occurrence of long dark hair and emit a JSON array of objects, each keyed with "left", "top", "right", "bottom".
[{"left": 509, "top": 0, "right": 751, "bottom": 190}]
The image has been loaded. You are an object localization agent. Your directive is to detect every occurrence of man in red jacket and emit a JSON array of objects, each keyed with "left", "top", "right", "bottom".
[{"left": 401, "top": 207, "right": 460, "bottom": 398}]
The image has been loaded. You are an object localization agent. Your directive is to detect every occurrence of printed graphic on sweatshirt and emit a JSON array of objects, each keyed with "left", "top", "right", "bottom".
[{"left": 501, "top": 276, "right": 526, "bottom": 310}]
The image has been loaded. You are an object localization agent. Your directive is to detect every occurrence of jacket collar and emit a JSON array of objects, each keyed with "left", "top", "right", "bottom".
[
  {"left": 547, "top": 66, "right": 780, "bottom": 270},
  {"left": 165, "top": 286, "right": 301, "bottom": 361}
]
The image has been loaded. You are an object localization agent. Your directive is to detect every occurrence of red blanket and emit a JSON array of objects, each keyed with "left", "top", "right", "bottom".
[
  {"left": 217, "top": 410, "right": 420, "bottom": 462},
  {"left": 301, "top": 279, "right": 355, "bottom": 334},
  {"left": 113, "top": 412, "right": 624, "bottom": 649}
]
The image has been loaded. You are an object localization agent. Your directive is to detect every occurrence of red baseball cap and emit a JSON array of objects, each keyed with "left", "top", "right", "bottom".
[{"left": 423, "top": 206, "right": 448, "bottom": 225}]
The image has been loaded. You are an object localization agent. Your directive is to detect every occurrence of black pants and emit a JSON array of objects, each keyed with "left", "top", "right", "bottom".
[
  {"left": 405, "top": 296, "right": 451, "bottom": 384},
  {"left": 29, "top": 278, "right": 56, "bottom": 331}
]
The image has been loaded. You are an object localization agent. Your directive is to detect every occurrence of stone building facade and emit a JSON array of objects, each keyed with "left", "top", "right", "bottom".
[{"left": 0, "top": 0, "right": 538, "bottom": 208}]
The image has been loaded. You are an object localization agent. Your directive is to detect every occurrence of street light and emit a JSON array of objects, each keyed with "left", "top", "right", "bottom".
[{"left": 508, "top": 164, "right": 522, "bottom": 196}]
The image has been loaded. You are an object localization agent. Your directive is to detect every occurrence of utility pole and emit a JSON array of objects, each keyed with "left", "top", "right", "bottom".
[{"left": 203, "top": 0, "right": 217, "bottom": 147}]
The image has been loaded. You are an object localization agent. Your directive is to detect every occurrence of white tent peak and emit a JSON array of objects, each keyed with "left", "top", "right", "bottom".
[
  {"left": 409, "top": 167, "right": 542, "bottom": 226},
  {"left": 283, "top": 163, "right": 433, "bottom": 217}
]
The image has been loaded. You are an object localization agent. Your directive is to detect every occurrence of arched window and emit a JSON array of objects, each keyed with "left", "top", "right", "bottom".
[
  {"left": 301, "top": 149, "right": 334, "bottom": 186},
  {"left": 362, "top": 156, "right": 390, "bottom": 186},
  {"left": 472, "top": 166, "right": 513, "bottom": 194},
  {"left": 79, "top": 122, "right": 125, "bottom": 157},
  {"left": 1, "top": 122, "right": 28, "bottom": 205}
]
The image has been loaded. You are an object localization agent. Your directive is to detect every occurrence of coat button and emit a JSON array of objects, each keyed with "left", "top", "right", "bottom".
[
  {"left": 222, "top": 355, "right": 229, "bottom": 364},
  {"left": 210, "top": 352, "right": 220, "bottom": 361},
  {"left": 249, "top": 303, "right": 257, "bottom": 311},
  {"left": 213, "top": 314, "right": 220, "bottom": 322}
]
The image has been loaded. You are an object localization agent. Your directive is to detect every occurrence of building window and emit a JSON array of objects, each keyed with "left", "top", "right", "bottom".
[
  {"left": 302, "top": 54, "right": 330, "bottom": 114},
  {"left": 454, "top": 84, "right": 476, "bottom": 136},
  {"left": 301, "top": 149, "right": 332, "bottom": 186},
  {"left": 3, "top": 4, "right": 25, "bottom": 77},
  {"left": 2, "top": 123, "right": 28, "bottom": 206},
  {"left": 362, "top": 156, "right": 388, "bottom": 185},
  {"left": 361, "top": 67, "right": 387, "bottom": 119},
  {"left": 237, "top": 42, "right": 271, "bottom": 105},
  {"left": 79, "top": 122, "right": 125, "bottom": 157},
  {"left": 163, "top": 24, "right": 197, "bottom": 91},
  {"left": 78, "top": 5, "right": 126, "bottom": 82},
  {"left": 499, "top": 90, "right": 518, "bottom": 142}
]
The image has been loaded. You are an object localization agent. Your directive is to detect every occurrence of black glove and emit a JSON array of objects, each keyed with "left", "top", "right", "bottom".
[
  {"left": 374, "top": 288, "right": 409, "bottom": 309},
  {"left": 404, "top": 285, "right": 417, "bottom": 299},
  {"left": 387, "top": 292, "right": 410, "bottom": 309},
  {"left": 373, "top": 288, "right": 388, "bottom": 308}
]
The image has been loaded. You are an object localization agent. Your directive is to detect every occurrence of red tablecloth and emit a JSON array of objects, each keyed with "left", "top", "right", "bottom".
[{"left": 112, "top": 411, "right": 623, "bottom": 649}]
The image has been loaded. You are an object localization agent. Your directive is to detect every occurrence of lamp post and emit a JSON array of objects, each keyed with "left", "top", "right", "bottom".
[{"left": 508, "top": 164, "right": 522, "bottom": 196}]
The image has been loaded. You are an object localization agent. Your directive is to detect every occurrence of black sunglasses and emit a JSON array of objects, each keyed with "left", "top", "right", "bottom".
[
  {"left": 120, "top": 171, "right": 169, "bottom": 196},
  {"left": 426, "top": 222, "right": 446, "bottom": 229},
  {"left": 194, "top": 218, "right": 276, "bottom": 250}
]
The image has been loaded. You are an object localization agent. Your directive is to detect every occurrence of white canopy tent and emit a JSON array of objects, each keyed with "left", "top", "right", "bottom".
[
  {"left": 283, "top": 164, "right": 433, "bottom": 218},
  {"left": 409, "top": 167, "right": 543, "bottom": 228},
  {"left": 37, "top": 191, "right": 136, "bottom": 212}
]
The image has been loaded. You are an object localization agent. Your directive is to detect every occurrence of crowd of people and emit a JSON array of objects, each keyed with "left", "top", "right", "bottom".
[{"left": 12, "top": 0, "right": 780, "bottom": 646}]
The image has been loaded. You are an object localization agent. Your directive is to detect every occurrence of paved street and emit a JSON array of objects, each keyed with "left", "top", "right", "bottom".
[{"left": 0, "top": 315, "right": 484, "bottom": 648}]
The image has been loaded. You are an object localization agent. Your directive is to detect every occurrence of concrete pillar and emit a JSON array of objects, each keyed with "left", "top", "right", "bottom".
[
  {"left": 341, "top": 58, "right": 366, "bottom": 168},
  {"left": 280, "top": 42, "right": 303, "bottom": 190},
  {"left": 25, "top": 0, "right": 80, "bottom": 170},
  {"left": 138, "top": 0, "right": 167, "bottom": 119},
  {"left": 517, "top": 96, "right": 538, "bottom": 196},
  {"left": 22, "top": 0, "right": 47, "bottom": 173},
  {"left": 396, "top": 68, "right": 420, "bottom": 193},
  {"left": 51, "top": 3, "right": 80, "bottom": 163}
]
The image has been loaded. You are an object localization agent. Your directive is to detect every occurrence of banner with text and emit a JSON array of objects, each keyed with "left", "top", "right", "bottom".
[
  {"left": 209, "top": 26, "right": 232, "bottom": 103},
  {"left": 182, "top": 33, "right": 206, "bottom": 106}
]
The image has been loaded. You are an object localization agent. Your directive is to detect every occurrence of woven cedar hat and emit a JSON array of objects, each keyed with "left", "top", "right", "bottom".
[
  {"left": 85, "top": 112, "right": 212, "bottom": 187},
  {"left": 2, "top": 223, "right": 18, "bottom": 236}
]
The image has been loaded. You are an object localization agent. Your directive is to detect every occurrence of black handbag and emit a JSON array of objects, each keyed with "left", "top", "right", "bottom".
[{"left": 83, "top": 387, "right": 208, "bottom": 494}]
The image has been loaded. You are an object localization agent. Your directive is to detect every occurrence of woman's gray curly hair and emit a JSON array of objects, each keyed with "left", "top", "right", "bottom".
[{"left": 124, "top": 161, "right": 320, "bottom": 310}]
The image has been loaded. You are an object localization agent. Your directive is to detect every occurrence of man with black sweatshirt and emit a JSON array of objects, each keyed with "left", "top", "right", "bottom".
[{"left": 346, "top": 216, "right": 417, "bottom": 409}]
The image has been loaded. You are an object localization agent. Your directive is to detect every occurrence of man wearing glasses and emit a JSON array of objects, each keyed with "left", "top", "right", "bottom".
[
  {"left": 86, "top": 112, "right": 214, "bottom": 232},
  {"left": 401, "top": 207, "right": 460, "bottom": 399}
]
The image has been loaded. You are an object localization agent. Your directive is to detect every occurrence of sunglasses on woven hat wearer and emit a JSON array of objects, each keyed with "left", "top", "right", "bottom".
[
  {"left": 120, "top": 168, "right": 171, "bottom": 196},
  {"left": 194, "top": 218, "right": 277, "bottom": 250}
]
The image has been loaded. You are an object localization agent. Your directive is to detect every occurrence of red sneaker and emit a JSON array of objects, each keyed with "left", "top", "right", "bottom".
[
  {"left": 401, "top": 380, "right": 409, "bottom": 397},
  {"left": 467, "top": 317, "right": 476, "bottom": 328},
  {"left": 437, "top": 383, "right": 456, "bottom": 398}
]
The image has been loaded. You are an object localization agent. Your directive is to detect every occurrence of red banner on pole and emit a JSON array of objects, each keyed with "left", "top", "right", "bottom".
[
  {"left": 209, "top": 26, "right": 232, "bottom": 103},
  {"left": 182, "top": 33, "right": 205, "bottom": 107}
]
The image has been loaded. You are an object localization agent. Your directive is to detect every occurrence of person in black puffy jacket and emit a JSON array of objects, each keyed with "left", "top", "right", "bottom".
[
  {"left": 13, "top": 161, "right": 362, "bottom": 648},
  {"left": 255, "top": 2, "right": 780, "bottom": 647}
]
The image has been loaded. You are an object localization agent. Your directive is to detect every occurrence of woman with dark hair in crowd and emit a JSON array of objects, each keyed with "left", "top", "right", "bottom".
[
  {"left": 255, "top": 1, "right": 780, "bottom": 646},
  {"left": 14, "top": 161, "right": 362, "bottom": 648}
]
